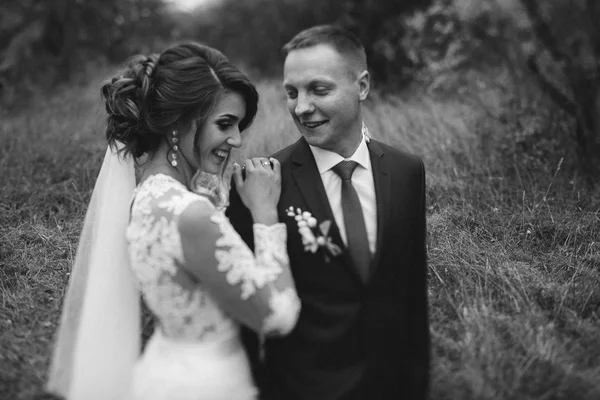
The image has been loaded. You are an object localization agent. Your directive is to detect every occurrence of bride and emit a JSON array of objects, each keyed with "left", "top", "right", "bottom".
[{"left": 46, "top": 42, "right": 301, "bottom": 400}]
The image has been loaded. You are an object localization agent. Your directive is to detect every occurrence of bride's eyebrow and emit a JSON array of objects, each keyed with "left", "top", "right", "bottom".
[{"left": 216, "top": 114, "right": 239, "bottom": 121}]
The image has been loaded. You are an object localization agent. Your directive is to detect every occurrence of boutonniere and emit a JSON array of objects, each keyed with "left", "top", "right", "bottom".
[
  {"left": 286, "top": 206, "right": 342, "bottom": 262},
  {"left": 362, "top": 121, "right": 371, "bottom": 143}
]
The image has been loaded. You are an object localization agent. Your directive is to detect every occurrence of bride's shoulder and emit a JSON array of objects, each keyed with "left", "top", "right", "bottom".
[{"left": 134, "top": 173, "right": 214, "bottom": 217}]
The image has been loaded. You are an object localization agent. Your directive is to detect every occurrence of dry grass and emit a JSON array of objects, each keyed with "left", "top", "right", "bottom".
[{"left": 1, "top": 67, "right": 599, "bottom": 400}]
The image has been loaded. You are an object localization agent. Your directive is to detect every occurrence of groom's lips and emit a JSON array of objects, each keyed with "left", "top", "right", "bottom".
[{"left": 301, "top": 120, "right": 327, "bottom": 129}]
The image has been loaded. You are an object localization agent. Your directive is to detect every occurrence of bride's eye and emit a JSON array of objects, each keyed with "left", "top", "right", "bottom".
[{"left": 217, "top": 122, "right": 232, "bottom": 131}]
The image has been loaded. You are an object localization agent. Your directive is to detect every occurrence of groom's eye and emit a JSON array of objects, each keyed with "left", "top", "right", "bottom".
[
  {"left": 313, "top": 87, "right": 329, "bottom": 95},
  {"left": 286, "top": 90, "right": 298, "bottom": 99}
]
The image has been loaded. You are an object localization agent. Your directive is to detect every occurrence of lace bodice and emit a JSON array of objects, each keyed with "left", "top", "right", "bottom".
[{"left": 126, "top": 174, "right": 300, "bottom": 343}]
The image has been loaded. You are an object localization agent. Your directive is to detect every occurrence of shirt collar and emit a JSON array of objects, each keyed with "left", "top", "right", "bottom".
[{"left": 308, "top": 135, "right": 371, "bottom": 175}]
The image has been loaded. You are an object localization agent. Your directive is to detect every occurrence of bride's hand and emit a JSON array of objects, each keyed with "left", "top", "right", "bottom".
[{"left": 233, "top": 157, "right": 281, "bottom": 225}]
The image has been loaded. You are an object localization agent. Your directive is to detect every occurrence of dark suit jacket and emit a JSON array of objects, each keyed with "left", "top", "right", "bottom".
[{"left": 226, "top": 137, "right": 430, "bottom": 400}]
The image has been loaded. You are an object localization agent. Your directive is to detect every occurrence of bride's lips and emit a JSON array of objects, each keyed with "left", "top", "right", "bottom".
[{"left": 212, "top": 149, "right": 229, "bottom": 161}]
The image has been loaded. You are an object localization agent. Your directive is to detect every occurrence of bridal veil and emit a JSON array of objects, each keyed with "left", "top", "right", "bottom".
[{"left": 46, "top": 143, "right": 140, "bottom": 399}]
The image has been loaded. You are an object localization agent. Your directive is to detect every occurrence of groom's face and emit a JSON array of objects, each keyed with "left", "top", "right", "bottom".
[{"left": 283, "top": 44, "right": 366, "bottom": 155}]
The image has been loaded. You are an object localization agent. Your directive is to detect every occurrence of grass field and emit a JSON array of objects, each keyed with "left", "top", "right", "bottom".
[{"left": 1, "top": 65, "right": 599, "bottom": 400}]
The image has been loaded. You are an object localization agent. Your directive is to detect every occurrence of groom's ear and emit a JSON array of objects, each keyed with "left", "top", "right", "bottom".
[{"left": 357, "top": 70, "right": 370, "bottom": 102}]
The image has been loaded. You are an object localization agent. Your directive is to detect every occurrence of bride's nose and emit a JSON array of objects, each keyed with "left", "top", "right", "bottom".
[{"left": 226, "top": 128, "right": 242, "bottom": 148}]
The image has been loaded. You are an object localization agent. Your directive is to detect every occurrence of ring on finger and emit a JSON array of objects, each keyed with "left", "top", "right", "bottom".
[{"left": 262, "top": 160, "right": 270, "bottom": 167}]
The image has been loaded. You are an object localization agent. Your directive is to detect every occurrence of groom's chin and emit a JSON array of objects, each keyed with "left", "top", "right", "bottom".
[
  {"left": 301, "top": 135, "right": 322, "bottom": 147},
  {"left": 298, "top": 128, "right": 326, "bottom": 144}
]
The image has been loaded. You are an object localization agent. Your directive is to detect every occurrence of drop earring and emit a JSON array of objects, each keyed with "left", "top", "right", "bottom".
[{"left": 169, "top": 129, "right": 179, "bottom": 168}]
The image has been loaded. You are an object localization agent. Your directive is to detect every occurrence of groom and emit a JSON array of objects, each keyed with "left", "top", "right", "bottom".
[{"left": 227, "top": 25, "right": 430, "bottom": 400}]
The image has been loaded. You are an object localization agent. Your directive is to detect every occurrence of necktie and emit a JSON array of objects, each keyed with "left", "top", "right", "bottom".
[{"left": 332, "top": 160, "right": 370, "bottom": 281}]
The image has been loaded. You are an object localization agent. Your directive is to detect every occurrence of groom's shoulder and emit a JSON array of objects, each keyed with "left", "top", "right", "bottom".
[
  {"left": 270, "top": 139, "right": 301, "bottom": 165},
  {"left": 374, "top": 139, "right": 424, "bottom": 172}
]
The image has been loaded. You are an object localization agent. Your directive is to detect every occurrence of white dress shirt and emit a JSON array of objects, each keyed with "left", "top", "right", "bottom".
[{"left": 308, "top": 136, "right": 377, "bottom": 255}]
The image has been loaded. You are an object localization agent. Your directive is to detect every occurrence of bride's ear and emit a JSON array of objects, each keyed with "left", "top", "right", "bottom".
[{"left": 357, "top": 70, "right": 370, "bottom": 102}]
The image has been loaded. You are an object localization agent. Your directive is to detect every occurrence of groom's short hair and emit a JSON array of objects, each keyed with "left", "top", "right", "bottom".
[{"left": 282, "top": 25, "right": 367, "bottom": 73}]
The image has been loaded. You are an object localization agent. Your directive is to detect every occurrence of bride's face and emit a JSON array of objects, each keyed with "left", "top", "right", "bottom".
[{"left": 182, "top": 91, "right": 247, "bottom": 175}]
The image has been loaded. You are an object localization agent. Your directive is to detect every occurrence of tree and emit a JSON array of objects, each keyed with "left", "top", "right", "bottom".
[
  {"left": 340, "top": 0, "right": 433, "bottom": 85},
  {"left": 0, "top": 0, "right": 172, "bottom": 105},
  {"left": 519, "top": 0, "right": 600, "bottom": 174},
  {"left": 190, "top": 0, "right": 432, "bottom": 83}
]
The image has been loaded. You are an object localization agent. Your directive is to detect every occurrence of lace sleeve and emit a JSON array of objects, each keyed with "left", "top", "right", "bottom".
[{"left": 178, "top": 197, "right": 301, "bottom": 337}]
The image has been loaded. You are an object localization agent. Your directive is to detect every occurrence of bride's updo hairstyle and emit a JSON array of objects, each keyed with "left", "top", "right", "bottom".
[{"left": 101, "top": 42, "right": 259, "bottom": 159}]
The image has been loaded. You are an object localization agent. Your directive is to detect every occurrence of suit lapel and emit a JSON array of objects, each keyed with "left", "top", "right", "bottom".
[
  {"left": 289, "top": 138, "right": 360, "bottom": 282},
  {"left": 368, "top": 140, "right": 391, "bottom": 280}
]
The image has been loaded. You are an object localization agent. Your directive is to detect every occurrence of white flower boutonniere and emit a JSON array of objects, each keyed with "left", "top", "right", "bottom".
[
  {"left": 362, "top": 121, "right": 371, "bottom": 143},
  {"left": 286, "top": 206, "right": 342, "bottom": 262}
]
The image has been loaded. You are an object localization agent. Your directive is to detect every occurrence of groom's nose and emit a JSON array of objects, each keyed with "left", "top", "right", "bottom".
[{"left": 294, "top": 93, "right": 314, "bottom": 117}]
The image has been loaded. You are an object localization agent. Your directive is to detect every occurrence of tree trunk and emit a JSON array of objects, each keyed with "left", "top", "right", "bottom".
[{"left": 520, "top": 0, "right": 600, "bottom": 176}]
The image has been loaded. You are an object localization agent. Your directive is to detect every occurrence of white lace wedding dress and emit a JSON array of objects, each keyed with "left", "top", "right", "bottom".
[{"left": 125, "top": 173, "right": 300, "bottom": 400}]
